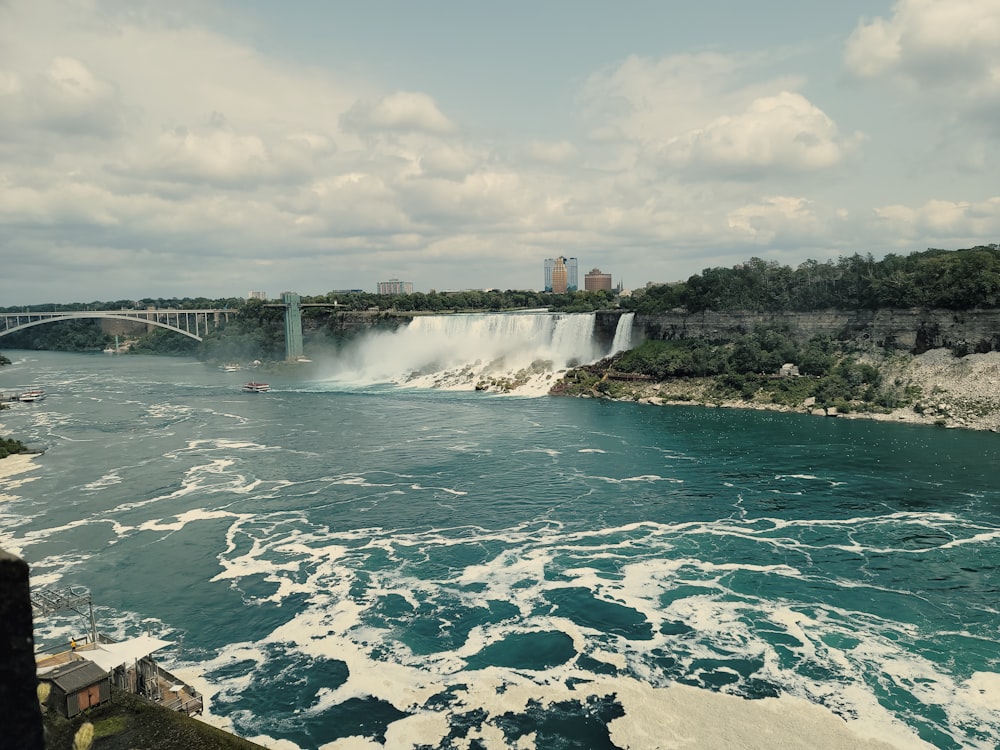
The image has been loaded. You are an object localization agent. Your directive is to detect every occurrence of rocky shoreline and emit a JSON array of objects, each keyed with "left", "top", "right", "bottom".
[{"left": 568, "top": 348, "right": 1000, "bottom": 433}]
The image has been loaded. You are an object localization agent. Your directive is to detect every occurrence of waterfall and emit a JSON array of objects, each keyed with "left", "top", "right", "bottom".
[
  {"left": 610, "top": 312, "right": 635, "bottom": 355},
  {"left": 327, "top": 312, "right": 601, "bottom": 392}
]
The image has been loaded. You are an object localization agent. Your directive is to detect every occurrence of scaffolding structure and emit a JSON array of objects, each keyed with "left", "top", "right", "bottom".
[{"left": 30, "top": 585, "right": 98, "bottom": 646}]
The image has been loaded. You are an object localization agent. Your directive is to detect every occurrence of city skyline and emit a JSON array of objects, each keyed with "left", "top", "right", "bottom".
[{"left": 2, "top": 1, "right": 999, "bottom": 305}]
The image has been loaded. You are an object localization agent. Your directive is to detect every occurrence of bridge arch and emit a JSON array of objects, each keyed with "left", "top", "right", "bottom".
[{"left": 0, "top": 309, "right": 235, "bottom": 343}]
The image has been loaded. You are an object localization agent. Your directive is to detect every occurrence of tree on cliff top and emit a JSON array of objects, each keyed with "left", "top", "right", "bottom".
[{"left": 626, "top": 245, "right": 1000, "bottom": 314}]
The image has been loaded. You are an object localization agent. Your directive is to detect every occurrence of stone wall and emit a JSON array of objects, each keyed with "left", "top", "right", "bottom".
[{"left": 635, "top": 309, "right": 1000, "bottom": 353}]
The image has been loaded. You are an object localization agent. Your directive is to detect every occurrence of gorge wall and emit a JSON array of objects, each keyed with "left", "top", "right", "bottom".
[
  {"left": 628, "top": 309, "right": 1000, "bottom": 353},
  {"left": 302, "top": 309, "right": 1000, "bottom": 356}
]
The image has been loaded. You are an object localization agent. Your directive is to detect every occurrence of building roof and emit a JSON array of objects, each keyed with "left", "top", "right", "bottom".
[
  {"left": 40, "top": 660, "right": 108, "bottom": 693},
  {"left": 82, "top": 636, "right": 173, "bottom": 672}
]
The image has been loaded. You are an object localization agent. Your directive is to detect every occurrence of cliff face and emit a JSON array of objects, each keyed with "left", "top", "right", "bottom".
[
  {"left": 303, "top": 311, "right": 412, "bottom": 339},
  {"left": 635, "top": 309, "right": 1000, "bottom": 353}
]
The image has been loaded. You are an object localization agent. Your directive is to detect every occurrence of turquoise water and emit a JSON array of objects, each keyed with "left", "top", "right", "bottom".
[{"left": 1, "top": 350, "right": 998, "bottom": 749}]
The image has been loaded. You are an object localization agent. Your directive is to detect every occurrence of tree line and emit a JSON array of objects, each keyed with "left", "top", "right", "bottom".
[
  {"left": 2, "top": 245, "right": 999, "bottom": 361},
  {"left": 625, "top": 245, "right": 1000, "bottom": 313}
]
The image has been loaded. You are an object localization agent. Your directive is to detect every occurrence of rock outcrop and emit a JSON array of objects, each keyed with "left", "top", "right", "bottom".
[{"left": 635, "top": 309, "right": 1000, "bottom": 354}]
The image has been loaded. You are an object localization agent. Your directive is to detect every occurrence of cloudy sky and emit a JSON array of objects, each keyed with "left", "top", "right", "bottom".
[{"left": 1, "top": 0, "right": 999, "bottom": 305}]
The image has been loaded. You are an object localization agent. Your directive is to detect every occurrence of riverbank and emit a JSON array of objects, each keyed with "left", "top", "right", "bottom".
[{"left": 556, "top": 348, "right": 1000, "bottom": 433}]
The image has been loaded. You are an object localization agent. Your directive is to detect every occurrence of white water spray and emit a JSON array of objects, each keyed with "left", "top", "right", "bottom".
[
  {"left": 328, "top": 312, "right": 603, "bottom": 392},
  {"left": 610, "top": 312, "right": 635, "bottom": 355}
]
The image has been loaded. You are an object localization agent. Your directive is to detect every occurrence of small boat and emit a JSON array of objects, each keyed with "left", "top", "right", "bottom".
[
  {"left": 242, "top": 382, "right": 271, "bottom": 393},
  {"left": 219, "top": 363, "right": 241, "bottom": 372},
  {"left": 19, "top": 388, "right": 46, "bottom": 402}
]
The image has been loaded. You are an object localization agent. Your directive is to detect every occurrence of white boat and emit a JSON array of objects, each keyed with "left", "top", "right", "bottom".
[
  {"left": 241, "top": 381, "right": 271, "bottom": 393},
  {"left": 19, "top": 388, "right": 46, "bottom": 402},
  {"left": 219, "top": 363, "right": 242, "bottom": 372}
]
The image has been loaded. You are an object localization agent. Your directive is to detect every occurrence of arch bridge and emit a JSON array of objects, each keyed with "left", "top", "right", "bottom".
[{"left": 0, "top": 308, "right": 236, "bottom": 342}]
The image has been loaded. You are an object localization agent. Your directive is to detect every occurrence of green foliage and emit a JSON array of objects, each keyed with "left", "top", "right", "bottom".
[
  {"left": 631, "top": 244, "right": 1000, "bottom": 314},
  {"left": 767, "top": 376, "right": 817, "bottom": 406},
  {"left": 129, "top": 328, "right": 199, "bottom": 356},
  {"left": 0, "top": 319, "right": 110, "bottom": 351},
  {"left": 93, "top": 716, "right": 127, "bottom": 739},
  {"left": 548, "top": 290, "right": 618, "bottom": 312},
  {"left": 615, "top": 339, "right": 728, "bottom": 379},
  {"left": 0, "top": 436, "right": 29, "bottom": 459},
  {"left": 301, "top": 288, "right": 614, "bottom": 313}
]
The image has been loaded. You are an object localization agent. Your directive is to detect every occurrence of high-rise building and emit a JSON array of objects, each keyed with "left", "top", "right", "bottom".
[
  {"left": 584, "top": 268, "right": 613, "bottom": 292},
  {"left": 377, "top": 279, "right": 414, "bottom": 295},
  {"left": 566, "top": 257, "right": 578, "bottom": 291},
  {"left": 247, "top": 291, "right": 267, "bottom": 300},
  {"left": 544, "top": 256, "right": 578, "bottom": 292},
  {"left": 551, "top": 257, "right": 568, "bottom": 294}
]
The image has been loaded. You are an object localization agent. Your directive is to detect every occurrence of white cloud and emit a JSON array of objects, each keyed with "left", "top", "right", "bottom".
[
  {"left": 845, "top": 0, "right": 1000, "bottom": 108},
  {"left": 115, "top": 123, "right": 337, "bottom": 187},
  {"left": 874, "top": 197, "right": 1000, "bottom": 240},
  {"left": 727, "top": 196, "right": 822, "bottom": 244},
  {"left": 652, "top": 92, "right": 860, "bottom": 177},
  {"left": 0, "top": 0, "right": 998, "bottom": 304},
  {"left": 0, "top": 56, "right": 122, "bottom": 137},
  {"left": 580, "top": 54, "right": 858, "bottom": 178},
  {"left": 341, "top": 91, "right": 455, "bottom": 135},
  {"left": 524, "top": 140, "right": 580, "bottom": 166}
]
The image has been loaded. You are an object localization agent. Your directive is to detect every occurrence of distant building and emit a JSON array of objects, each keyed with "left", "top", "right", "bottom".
[
  {"left": 551, "top": 257, "right": 568, "bottom": 294},
  {"left": 544, "top": 256, "right": 578, "bottom": 293},
  {"left": 584, "top": 268, "right": 613, "bottom": 292},
  {"left": 247, "top": 291, "right": 267, "bottom": 300},
  {"left": 566, "top": 257, "right": 578, "bottom": 291},
  {"left": 377, "top": 279, "right": 414, "bottom": 295}
]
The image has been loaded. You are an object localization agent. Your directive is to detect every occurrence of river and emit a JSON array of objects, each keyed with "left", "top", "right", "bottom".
[{"left": 1, "top": 341, "right": 998, "bottom": 749}]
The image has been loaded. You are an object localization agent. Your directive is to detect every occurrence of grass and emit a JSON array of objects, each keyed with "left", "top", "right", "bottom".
[
  {"left": 43, "top": 688, "right": 266, "bottom": 750},
  {"left": 92, "top": 716, "right": 126, "bottom": 739}
]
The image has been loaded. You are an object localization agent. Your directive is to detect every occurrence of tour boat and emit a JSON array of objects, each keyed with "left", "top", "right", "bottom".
[
  {"left": 241, "top": 382, "right": 271, "bottom": 393},
  {"left": 19, "top": 388, "right": 46, "bottom": 402}
]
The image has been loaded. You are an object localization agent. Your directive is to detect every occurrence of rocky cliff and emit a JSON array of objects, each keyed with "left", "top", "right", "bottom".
[{"left": 633, "top": 309, "right": 1000, "bottom": 353}]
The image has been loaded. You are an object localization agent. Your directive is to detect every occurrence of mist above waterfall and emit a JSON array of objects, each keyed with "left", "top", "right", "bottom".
[{"left": 324, "top": 312, "right": 609, "bottom": 393}]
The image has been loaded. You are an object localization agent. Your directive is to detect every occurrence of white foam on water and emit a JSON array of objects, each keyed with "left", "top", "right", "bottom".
[
  {"left": 82, "top": 470, "right": 123, "bottom": 490},
  {"left": 607, "top": 679, "right": 927, "bottom": 750},
  {"left": 409, "top": 483, "right": 468, "bottom": 496},
  {"left": 0, "top": 452, "right": 40, "bottom": 485},
  {"left": 139, "top": 508, "right": 244, "bottom": 533},
  {"left": 183, "top": 511, "right": 981, "bottom": 749}
]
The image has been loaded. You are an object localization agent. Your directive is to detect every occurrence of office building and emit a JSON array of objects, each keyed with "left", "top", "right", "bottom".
[
  {"left": 377, "top": 279, "right": 414, "bottom": 295},
  {"left": 544, "top": 256, "right": 578, "bottom": 292},
  {"left": 584, "top": 268, "right": 613, "bottom": 292},
  {"left": 551, "top": 257, "right": 568, "bottom": 294},
  {"left": 247, "top": 291, "right": 267, "bottom": 300}
]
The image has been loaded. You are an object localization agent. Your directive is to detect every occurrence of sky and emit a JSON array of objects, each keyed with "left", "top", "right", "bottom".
[{"left": 1, "top": 0, "right": 999, "bottom": 305}]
